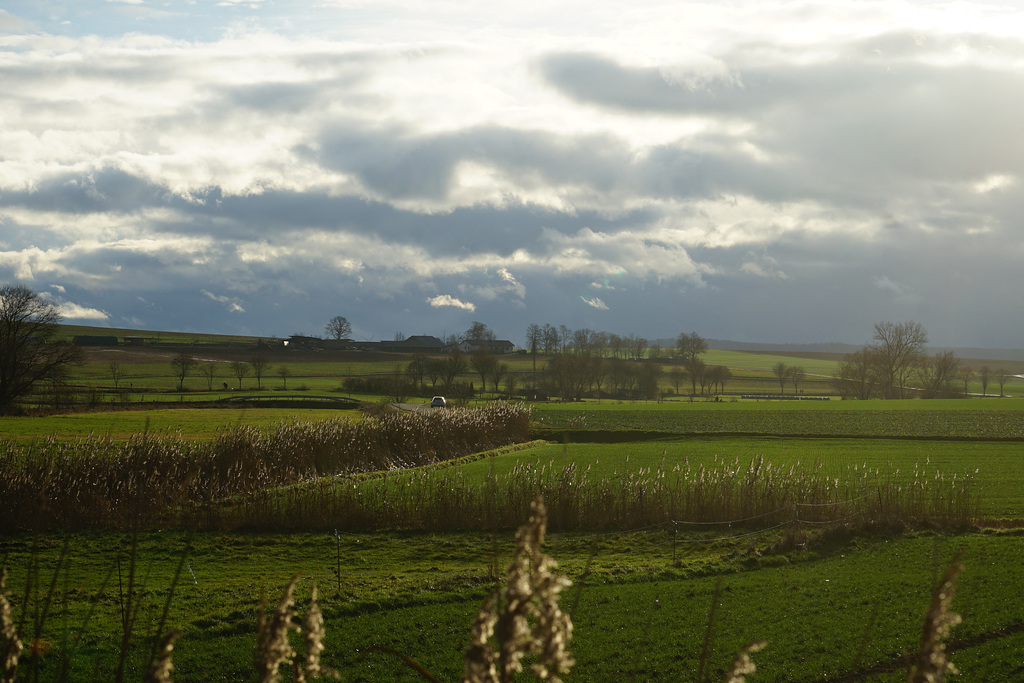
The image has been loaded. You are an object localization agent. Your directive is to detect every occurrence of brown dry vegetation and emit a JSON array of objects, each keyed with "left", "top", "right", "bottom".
[{"left": 0, "top": 403, "right": 531, "bottom": 531}]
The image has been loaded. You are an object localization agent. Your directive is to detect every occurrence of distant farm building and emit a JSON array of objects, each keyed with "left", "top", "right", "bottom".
[
  {"left": 124, "top": 336, "right": 154, "bottom": 346},
  {"left": 459, "top": 339, "right": 515, "bottom": 354},
  {"left": 73, "top": 335, "right": 119, "bottom": 346},
  {"left": 381, "top": 335, "right": 447, "bottom": 353}
]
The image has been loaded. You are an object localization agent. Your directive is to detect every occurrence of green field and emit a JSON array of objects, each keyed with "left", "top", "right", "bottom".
[
  {"left": 4, "top": 334, "right": 1024, "bottom": 681},
  {"left": 424, "top": 438, "right": 1022, "bottom": 517},
  {"left": 2, "top": 527, "right": 1021, "bottom": 682}
]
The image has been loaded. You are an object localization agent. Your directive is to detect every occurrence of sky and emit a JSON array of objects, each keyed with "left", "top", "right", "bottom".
[{"left": 2, "top": 1, "right": 1023, "bottom": 349}]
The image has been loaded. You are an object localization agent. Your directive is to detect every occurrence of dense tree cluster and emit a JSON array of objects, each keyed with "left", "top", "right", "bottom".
[
  {"left": 520, "top": 324, "right": 725, "bottom": 401},
  {"left": 832, "top": 321, "right": 1009, "bottom": 400}
]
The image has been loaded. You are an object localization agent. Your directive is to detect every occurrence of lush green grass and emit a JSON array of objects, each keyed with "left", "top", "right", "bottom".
[
  {"left": 3, "top": 529, "right": 1023, "bottom": 682},
  {"left": 533, "top": 403, "right": 1024, "bottom": 439},
  {"left": 700, "top": 349, "right": 841, "bottom": 376},
  {"left": 531, "top": 397, "right": 1024, "bottom": 411}
]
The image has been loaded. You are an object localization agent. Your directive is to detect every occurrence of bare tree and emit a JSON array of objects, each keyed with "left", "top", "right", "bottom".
[
  {"left": 199, "top": 362, "right": 218, "bottom": 390},
  {"left": 441, "top": 349, "right": 468, "bottom": 390},
  {"left": 229, "top": 361, "right": 251, "bottom": 390},
  {"left": 979, "top": 366, "right": 992, "bottom": 396},
  {"left": 772, "top": 362, "right": 789, "bottom": 395},
  {"left": 871, "top": 321, "right": 928, "bottom": 399},
  {"left": 0, "top": 283, "right": 83, "bottom": 413},
  {"left": 687, "top": 357, "right": 706, "bottom": 397},
  {"left": 788, "top": 365, "right": 806, "bottom": 394},
  {"left": 424, "top": 358, "right": 444, "bottom": 391},
  {"left": 717, "top": 365, "right": 733, "bottom": 394},
  {"left": 108, "top": 362, "right": 128, "bottom": 389},
  {"left": 996, "top": 368, "right": 1012, "bottom": 397},
  {"left": 469, "top": 350, "right": 497, "bottom": 393},
  {"left": 405, "top": 353, "right": 427, "bottom": 392},
  {"left": 488, "top": 361, "right": 508, "bottom": 396},
  {"left": 170, "top": 351, "right": 197, "bottom": 391},
  {"left": 917, "top": 351, "right": 960, "bottom": 398},
  {"left": 628, "top": 335, "right": 648, "bottom": 360},
  {"left": 250, "top": 355, "right": 271, "bottom": 390},
  {"left": 957, "top": 366, "right": 975, "bottom": 396},
  {"left": 559, "top": 325, "right": 572, "bottom": 354},
  {"left": 668, "top": 366, "right": 686, "bottom": 395},
  {"left": 385, "top": 364, "right": 411, "bottom": 403},
  {"left": 324, "top": 316, "right": 351, "bottom": 340},
  {"left": 504, "top": 369, "right": 519, "bottom": 398},
  {"left": 276, "top": 365, "right": 291, "bottom": 390},
  {"left": 638, "top": 363, "right": 662, "bottom": 400},
  {"left": 835, "top": 347, "right": 883, "bottom": 400},
  {"left": 541, "top": 324, "right": 559, "bottom": 354},
  {"left": 526, "top": 323, "right": 542, "bottom": 384}
]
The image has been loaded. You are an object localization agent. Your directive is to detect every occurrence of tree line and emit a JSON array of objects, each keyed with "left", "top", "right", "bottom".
[{"left": 834, "top": 321, "right": 1015, "bottom": 399}]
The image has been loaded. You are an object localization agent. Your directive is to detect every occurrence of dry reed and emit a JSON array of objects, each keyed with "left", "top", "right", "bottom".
[
  {"left": 1, "top": 568, "right": 22, "bottom": 683},
  {"left": 907, "top": 552, "right": 964, "bottom": 683},
  {"left": 463, "top": 496, "right": 574, "bottom": 683},
  {"left": 0, "top": 403, "right": 531, "bottom": 531}
]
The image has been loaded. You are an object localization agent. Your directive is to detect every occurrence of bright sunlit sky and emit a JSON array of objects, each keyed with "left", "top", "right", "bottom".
[{"left": 2, "top": 1, "right": 1023, "bottom": 347}]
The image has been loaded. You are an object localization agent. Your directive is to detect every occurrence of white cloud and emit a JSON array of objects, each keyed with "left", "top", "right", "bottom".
[
  {"left": 427, "top": 294, "right": 475, "bottom": 311},
  {"left": 202, "top": 289, "right": 246, "bottom": 313},
  {"left": 497, "top": 267, "right": 526, "bottom": 298},
  {"left": 1, "top": 2, "right": 1024, "bottom": 347},
  {"left": 58, "top": 302, "right": 109, "bottom": 320},
  {"left": 580, "top": 296, "right": 609, "bottom": 310}
]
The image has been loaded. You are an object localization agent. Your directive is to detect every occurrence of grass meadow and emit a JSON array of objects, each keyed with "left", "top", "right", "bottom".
[{"left": 4, "top": 337, "right": 1024, "bottom": 681}]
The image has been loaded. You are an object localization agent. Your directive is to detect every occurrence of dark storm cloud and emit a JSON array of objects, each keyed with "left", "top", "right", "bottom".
[
  {"left": 0, "top": 168, "right": 172, "bottom": 214},
  {"left": 313, "top": 122, "right": 632, "bottom": 201}
]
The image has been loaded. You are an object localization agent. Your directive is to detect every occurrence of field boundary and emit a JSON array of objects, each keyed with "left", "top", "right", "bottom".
[{"left": 531, "top": 428, "right": 1024, "bottom": 443}]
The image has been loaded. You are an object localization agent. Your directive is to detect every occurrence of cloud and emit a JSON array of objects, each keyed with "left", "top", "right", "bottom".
[
  {"left": 740, "top": 252, "right": 788, "bottom": 279},
  {"left": 202, "top": 290, "right": 246, "bottom": 313},
  {"left": 497, "top": 267, "right": 526, "bottom": 298},
  {"left": 58, "top": 302, "right": 110, "bottom": 320},
  {"left": 0, "top": 10, "right": 27, "bottom": 31},
  {"left": 1, "top": 3, "right": 1023, "bottom": 348},
  {"left": 427, "top": 294, "right": 475, "bottom": 311},
  {"left": 874, "top": 276, "right": 921, "bottom": 306}
]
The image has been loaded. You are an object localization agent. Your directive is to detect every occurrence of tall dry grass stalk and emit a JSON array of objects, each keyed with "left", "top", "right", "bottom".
[
  {"left": 1, "top": 568, "right": 22, "bottom": 683},
  {"left": 0, "top": 403, "right": 531, "bottom": 531},
  {"left": 144, "top": 630, "right": 179, "bottom": 683},
  {"left": 722, "top": 641, "right": 766, "bottom": 683},
  {"left": 255, "top": 575, "right": 300, "bottom": 683},
  {"left": 255, "top": 577, "right": 337, "bottom": 683},
  {"left": 226, "top": 453, "right": 978, "bottom": 533},
  {"left": 907, "top": 552, "right": 963, "bottom": 683},
  {"left": 463, "top": 496, "right": 574, "bottom": 683}
]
